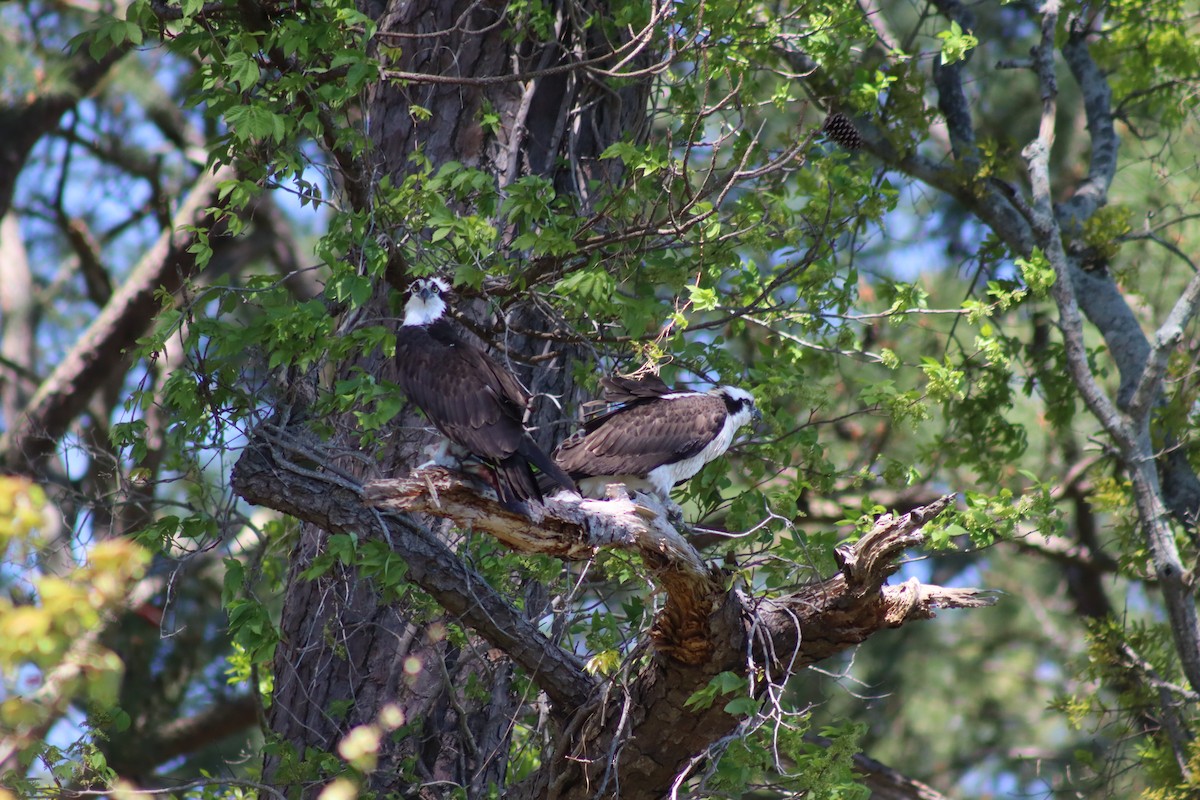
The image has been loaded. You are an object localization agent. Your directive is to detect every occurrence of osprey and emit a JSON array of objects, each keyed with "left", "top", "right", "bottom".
[
  {"left": 554, "top": 375, "right": 760, "bottom": 499},
  {"left": 394, "top": 277, "right": 576, "bottom": 507}
]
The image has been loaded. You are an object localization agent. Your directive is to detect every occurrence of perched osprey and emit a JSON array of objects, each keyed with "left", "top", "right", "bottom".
[
  {"left": 554, "top": 375, "right": 760, "bottom": 499},
  {"left": 394, "top": 277, "right": 576, "bottom": 507}
]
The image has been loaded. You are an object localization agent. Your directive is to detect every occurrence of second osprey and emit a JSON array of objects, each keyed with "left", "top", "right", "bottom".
[
  {"left": 394, "top": 277, "right": 576, "bottom": 507},
  {"left": 554, "top": 375, "right": 760, "bottom": 499}
]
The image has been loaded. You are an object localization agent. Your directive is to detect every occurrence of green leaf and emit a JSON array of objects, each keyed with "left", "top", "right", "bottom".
[
  {"left": 723, "top": 696, "right": 760, "bottom": 717},
  {"left": 936, "top": 20, "right": 978, "bottom": 64},
  {"left": 686, "top": 284, "right": 720, "bottom": 311}
]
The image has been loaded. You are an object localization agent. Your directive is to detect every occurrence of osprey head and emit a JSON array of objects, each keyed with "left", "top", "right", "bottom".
[
  {"left": 712, "top": 385, "right": 761, "bottom": 426},
  {"left": 404, "top": 276, "right": 450, "bottom": 326}
]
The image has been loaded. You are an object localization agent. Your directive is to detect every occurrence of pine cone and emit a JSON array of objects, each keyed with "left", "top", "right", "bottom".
[{"left": 822, "top": 111, "right": 864, "bottom": 151}]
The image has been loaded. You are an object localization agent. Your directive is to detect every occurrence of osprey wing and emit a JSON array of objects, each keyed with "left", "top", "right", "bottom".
[
  {"left": 394, "top": 321, "right": 527, "bottom": 462},
  {"left": 555, "top": 394, "right": 726, "bottom": 478}
]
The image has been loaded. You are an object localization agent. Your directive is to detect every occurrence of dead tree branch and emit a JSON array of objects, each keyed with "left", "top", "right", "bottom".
[
  {"left": 1, "top": 162, "right": 238, "bottom": 473},
  {"left": 366, "top": 469, "right": 724, "bottom": 663},
  {"left": 232, "top": 437, "right": 598, "bottom": 711},
  {"left": 233, "top": 420, "right": 993, "bottom": 799},
  {"left": 356, "top": 469, "right": 994, "bottom": 798}
]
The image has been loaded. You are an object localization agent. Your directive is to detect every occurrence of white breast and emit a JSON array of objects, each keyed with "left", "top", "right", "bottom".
[{"left": 644, "top": 411, "right": 744, "bottom": 494}]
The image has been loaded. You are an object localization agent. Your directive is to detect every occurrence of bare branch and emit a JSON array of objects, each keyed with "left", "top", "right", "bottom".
[
  {"left": 1057, "top": 15, "right": 1120, "bottom": 228},
  {"left": 1022, "top": 3, "right": 1124, "bottom": 440},
  {"left": 758, "top": 497, "right": 995, "bottom": 669},
  {"left": 1125, "top": 268, "right": 1200, "bottom": 425},
  {"left": 1022, "top": 0, "right": 1200, "bottom": 695},
  {"left": 1, "top": 162, "right": 238, "bottom": 473},
  {"left": 233, "top": 392, "right": 994, "bottom": 800},
  {"left": 231, "top": 436, "right": 598, "bottom": 711},
  {"left": 508, "top": 495, "right": 993, "bottom": 800},
  {"left": 365, "top": 470, "right": 704, "bottom": 566},
  {"left": 1050, "top": 28, "right": 1200, "bottom": 529},
  {"left": 1051, "top": 34, "right": 1200, "bottom": 531},
  {"left": 367, "top": 469, "right": 724, "bottom": 663}
]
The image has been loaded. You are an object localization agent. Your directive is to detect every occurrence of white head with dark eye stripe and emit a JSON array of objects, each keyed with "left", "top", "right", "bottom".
[
  {"left": 404, "top": 277, "right": 450, "bottom": 326},
  {"left": 711, "top": 385, "right": 761, "bottom": 428}
]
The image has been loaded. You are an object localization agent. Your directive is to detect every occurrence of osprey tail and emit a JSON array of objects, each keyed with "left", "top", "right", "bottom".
[
  {"left": 600, "top": 374, "right": 672, "bottom": 403},
  {"left": 496, "top": 438, "right": 578, "bottom": 507}
]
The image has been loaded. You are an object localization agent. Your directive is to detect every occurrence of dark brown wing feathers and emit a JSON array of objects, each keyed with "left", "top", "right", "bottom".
[
  {"left": 554, "top": 393, "right": 726, "bottom": 479},
  {"left": 395, "top": 321, "right": 526, "bottom": 461},
  {"left": 395, "top": 319, "right": 575, "bottom": 504}
]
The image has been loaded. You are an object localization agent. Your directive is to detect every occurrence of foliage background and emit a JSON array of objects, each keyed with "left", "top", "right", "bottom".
[{"left": 3, "top": 0, "right": 1200, "bottom": 797}]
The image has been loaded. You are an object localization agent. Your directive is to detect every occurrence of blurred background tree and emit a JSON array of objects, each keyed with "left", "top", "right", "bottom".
[{"left": 2, "top": 0, "right": 1200, "bottom": 797}]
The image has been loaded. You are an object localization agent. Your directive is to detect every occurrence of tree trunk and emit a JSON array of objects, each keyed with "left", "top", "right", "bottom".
[{"left": 263, "top": 1, "right": 649, "bottom": 794}]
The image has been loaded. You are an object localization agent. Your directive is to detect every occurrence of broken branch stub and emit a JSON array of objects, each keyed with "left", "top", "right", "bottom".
[{"left": 363, "top": 471, "right": 995, "bottom": 669}]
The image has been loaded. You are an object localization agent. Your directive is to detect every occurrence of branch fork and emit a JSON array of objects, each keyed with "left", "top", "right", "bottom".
[
  {"left": 364, "top": 471, "right": 993, "bottom": 669},
  {"left": 365, "top": 467, "right": 724, "bottom": 662},
  {"left": 236, "top": 439, "right": 996, "bottom": 799}
]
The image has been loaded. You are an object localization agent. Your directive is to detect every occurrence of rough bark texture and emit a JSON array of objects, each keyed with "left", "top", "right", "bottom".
[
  {"left": 244, "top": 432, "right": 593, "bottom": 792},
  {"left": 257, "top": 0, "right": 652, "bottom": 794},
  {"left": 237, "top": 430, "right": 993, "bottom": 798}
]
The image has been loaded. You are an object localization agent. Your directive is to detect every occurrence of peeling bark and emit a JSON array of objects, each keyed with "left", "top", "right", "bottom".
[{"left": 236, "top": 432, "right": 994, "bottom": 798}]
